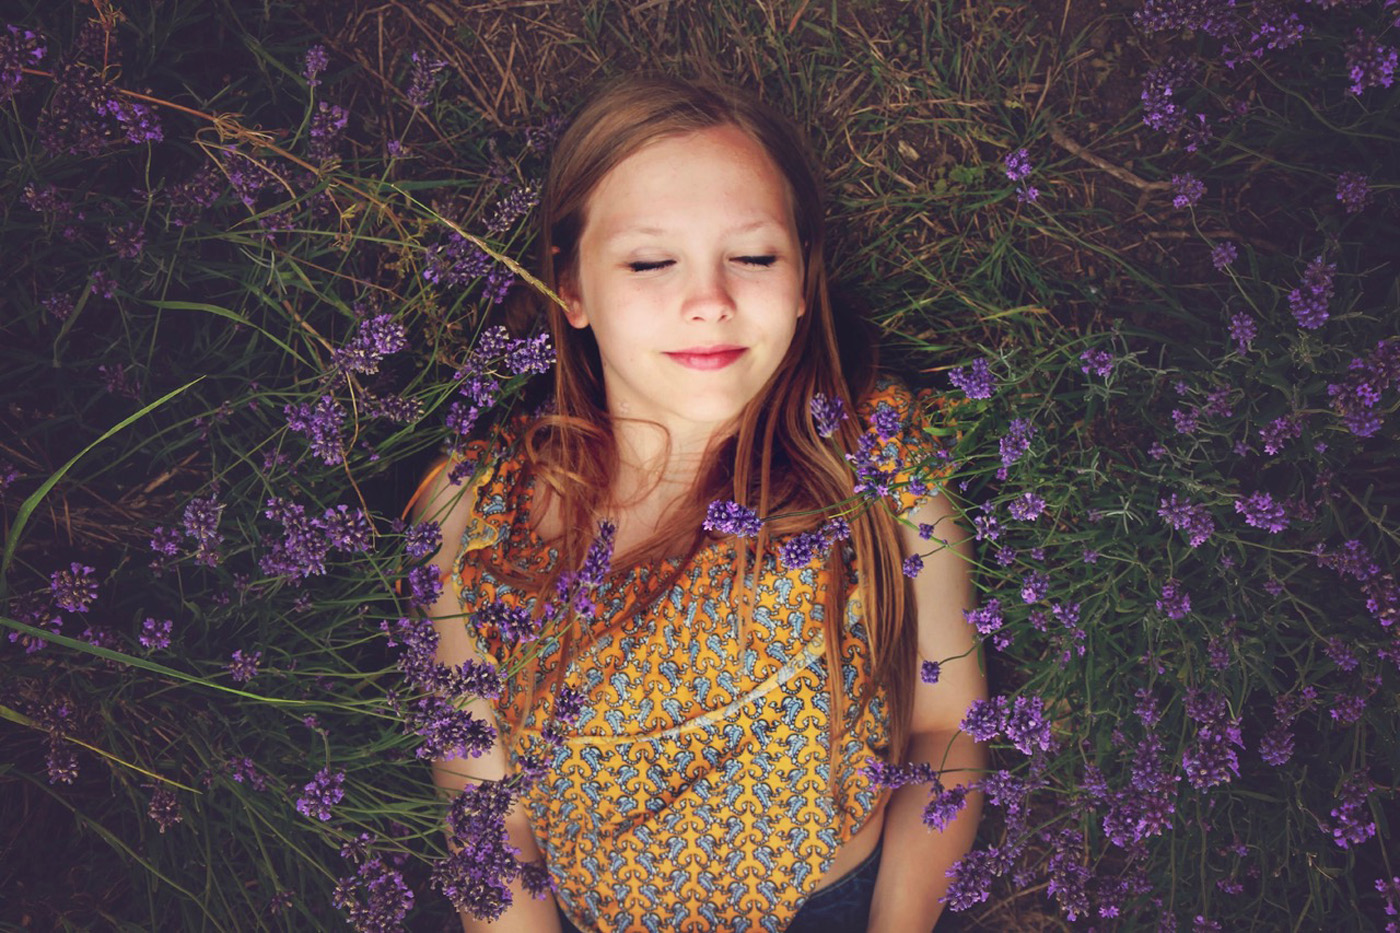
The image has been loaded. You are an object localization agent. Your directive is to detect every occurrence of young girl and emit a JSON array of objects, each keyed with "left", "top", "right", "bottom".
[{"left": 414, "top": 74, "right": 986, "bottom": 933}]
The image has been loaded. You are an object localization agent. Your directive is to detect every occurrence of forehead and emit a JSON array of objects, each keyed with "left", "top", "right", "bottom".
[{"left": 582, "top": 124, "right": 797, "bottom": 239}]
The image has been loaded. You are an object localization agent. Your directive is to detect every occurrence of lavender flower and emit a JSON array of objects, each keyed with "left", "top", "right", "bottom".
[
  {"left": 405, "top": 50, "right": 447, "bottom": 108},
  {"left": 302, "top": 44, "right": 329, "bottom": 87},
  {"left": 920, "top": 660, "right": 941, "bottom": 684},
  {"left": 1133, "top": 0, "right": 1236, "bottom": 36},
  {"left": 1258, "top": 723, "right": 1294, "bottom": 766},
  {"left": 107, "top": 220, "right": 145, "bottom": 260},
  {"left": 998, "top": 418, "right": 1035, "bottom": 478},
  {"left": 1141, "top": 56, "right": 1197, "bottom": 133},
  {"left": 423, "top": 233, "right": 514, "bottom": 304},
  {"left": 1181, "top": 690, "right": 1243, "bottom": 789},
  {"left": 1020, "top": 571, "right": 1049, "bottom": 604},
  {"left": 869, "top": 402, "right": 904, "bottom": 442},
  {"left": 1210, "top": 241, "right": 1237, "bottom": 270},
  {"left": 948, "top": 358, "right": 995, "bottom": 399},
  {"left": 50, "top": 562, "right": 97, "bottom": 612},
  {"left": 1345, "top": 30, "right": 1398, "bottom": 95},
  {"left": 1003, "top": 148, "right": 1033, "bottom": 182},
  {"left": 1102, "top": 733, "right": 1180, "bottom": 847},
  {"left": 960, "top": 696, "right": 1006, "bottom": 742},
  {"left": 228, "top": 649, "right": 262, "bottom": 684},
  {"left": 473, "top": 600, "right": 540, "bottom": 647},
  {"left": 504, "top": 333, "right": 554, "bottom": 375},
  {"left": 228, "top": 756, "right": 268, "bottom": 791},
  {"left": 1234, "top": 491, "right": 1289, "bottom": 533},
  {"left": 1172, "top": 406, "right": 1200, "bottom": 434},
  {"left": 1080, "top": 348, "right": 1114, "bottom": 377},
  {"left": 323, "top": 505, "right": 373, "bottom": 552},
  {"left": 1258, "top": 414, "right": 1303, "bottom": 455},
  {"left": 140, "top": 617, "right": 172, "bottom": 651},
  {"left": 408, "top": 565, "right": 443, "bottom": 609},
  {"left": 260, "top": 496, "right": 331, "bottom": 580},
  {"left": 1228, "top": 311, "right": 1256, "bottom": 354},
  {"left": 703, "top": 500, "right": 763, "bottom": 537},
  {"left": 46, "top": 736, "right": 79, "bottom": 784},
  {"left": 924, "top": 783, "right": 971, "bottom": 831},
  {"left": 965, "top": 599, "right": 1005, "bottom": 636},
  {"left": 1287, "top": 255, "right": 1336, "bottom": 330},
  {"left": 1158, "top": 494, "right": 1215, "bottom": 547},
  {"left": 405, "top": 521, "right": 441, "bottom": 560},
  {"left": 1007, "top": 491, "right": 1046, "bottom": 521},
  {"left": 810, "top": 393, "right": 848, "bottom": 437},
  {"left": 773, "top": 530, "right": 821, "bottom": 570},
  {"left": 334, "top": 853, "right": 415, "bottom": 932},
  {"left": 943, "top": 849, "right": 998, "bottom": 910},
  {"left": 163, "top": 163, "right": 223, "bottom": 227},
  {"left": 1156, "top": 578, "right": 1191, "bottom": 620},
  {"left": 1171, "top": 173, "right": 1205, "bottom": 208},
  {"left": 405, "top": 695, "right": 495, "bottom": 760},
  {"left": 1003, "top": 696, "right": 1054, "bottom": 755},
  {"left": 334, "top": 313, "right": 408, "bottom": 375},
  {"left": 147, "top": 786, "right": 183, "bottom": 833},
  {"left": 902, "top": 554, "right": 924, "bottom": 578},
  {"left": 1003, "top": 148, "right": 1039, "bottom": 203},
  {"left": 1336, "top": 172, "right": 1372, "bottom": 214},
  {"left": 285, "top": 395, "right": 347, "bottom": 465},
  {"left": 297, "top": 767, "right": 346, "bottom": 821},
  {"left": 1322, "top": 772, "right": 1376, "bottom": 849},
  {"left": 1, "top": 26, "right": 46, "bottom": 104}
]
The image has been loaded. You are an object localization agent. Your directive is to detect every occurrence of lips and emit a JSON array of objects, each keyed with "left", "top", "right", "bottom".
[{"left": 664, "top": 346, "right": 747, "bottom": 371}]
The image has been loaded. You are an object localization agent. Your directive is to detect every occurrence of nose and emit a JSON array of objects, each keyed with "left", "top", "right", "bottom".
[{"left": 682, "top": 261, "right": 736, "bottom": 322}]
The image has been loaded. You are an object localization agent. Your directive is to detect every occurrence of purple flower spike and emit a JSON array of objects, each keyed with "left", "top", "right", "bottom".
[
  {"left": 809, "top": 392, "right": 848, "bottom": 438},
  {"left": 50, "top": 562, "right": 98, "bottom": 613},
  {"left": 1235, "top": 491, "right": 1290, "bottom": 533},
  {"left": 405, "top": 521, "right": 442, "bottom": 560},
  {"left": 147, "top": 786, "right": 183, "bottom": 834},
  {"left": 1228, "top": 312, "right": 1257, "bottom": 354},
  {"left": 405, "top": 50, "right": 447, "bottom": 108},
  {"left": 1171, "top": 173, "right": 1205, "bottom": 209},
  {"left": 1, "top": 27, "right": 47, "bottom": 105},
  {"left": 1079, "top": 348, "right": 1114, "bottom": 377},
  {"left": 1336, "top": 172, "right": 1371, "bottom": 214},
  {"left": 703, "top": 500, "right": 763, "bottom": 538},
  {"left": 228, "top": 649, "right": 263, "bottom": 684},
  {"left": 1211, "top": 242, "right": 1237, "bottom": 271},
  {"left": 1007, "top": 491, "right": 1046, "bottom": 521},
  {"left": 296, "top": 767, "right": 346, "bottom": 821},
  {"left": 1156, "top": 578, "right": 1191, "bottom": 620},
  {"left": 1287, "top": 255, "right": 1337, "bottom": 330},
  {"left": 302, "top": 44, "right": 329, "bottom": 87},
  {"left": 949, "top": 358, "right": 995, "bottom": 400},
  {"left": 1345, "top": 30, "right": 1397, "bottom": 95}
]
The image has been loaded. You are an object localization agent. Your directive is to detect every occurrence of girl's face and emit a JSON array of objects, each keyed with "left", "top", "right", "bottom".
[{"left": 560, "top": 124, "right": 806, "bottom": 450}]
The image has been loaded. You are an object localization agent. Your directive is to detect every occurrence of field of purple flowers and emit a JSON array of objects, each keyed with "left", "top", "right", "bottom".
[{"left": 1, "top": 0, "right": 1397, "bottom": 929}]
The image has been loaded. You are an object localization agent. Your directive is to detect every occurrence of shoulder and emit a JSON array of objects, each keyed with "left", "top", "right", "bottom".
[{"left": 407, "top": 403, "right": 540, "bottom": 542}]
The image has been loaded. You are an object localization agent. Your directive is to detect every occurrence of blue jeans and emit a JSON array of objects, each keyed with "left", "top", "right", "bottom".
[{"left": 554, "top": 836, "right": 883, "bottom": 933}]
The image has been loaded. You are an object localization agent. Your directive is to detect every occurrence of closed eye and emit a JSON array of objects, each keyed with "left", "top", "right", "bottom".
[
  {"left": 627, "top": 260, "right": 673, "bottom": 273},
  {"left": 736, "top": 255, "right": 777, "bottom": 267}
]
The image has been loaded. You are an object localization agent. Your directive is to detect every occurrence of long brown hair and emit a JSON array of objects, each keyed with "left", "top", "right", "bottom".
[{"left": 488, "top": 73, "right": 917, "bottom": 816}]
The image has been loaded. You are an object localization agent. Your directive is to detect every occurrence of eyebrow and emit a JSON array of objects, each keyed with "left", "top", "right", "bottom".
[{"left": 603, "top": 219, "right": 784, "bottom": 243}]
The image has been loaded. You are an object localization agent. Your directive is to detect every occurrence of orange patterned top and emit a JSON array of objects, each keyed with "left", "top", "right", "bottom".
[{"left": 450, "top": 375, "right": 951, "bottom": 933}]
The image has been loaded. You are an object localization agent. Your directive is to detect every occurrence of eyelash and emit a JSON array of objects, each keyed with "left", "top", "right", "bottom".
[{"left": 627, "top": 256, "right": 777, "bottom": 273}]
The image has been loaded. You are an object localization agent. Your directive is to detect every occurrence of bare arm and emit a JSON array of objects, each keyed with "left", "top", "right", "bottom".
[
  {"left": 867, "top": 491, "right": 988, "bottom": 933},
  {"left": 412, "top": 456, "right": 563, "bottom": 933}
]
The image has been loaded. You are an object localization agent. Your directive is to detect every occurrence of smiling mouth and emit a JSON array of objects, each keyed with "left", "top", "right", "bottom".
[{"left": 664, "top": 348, "right": 747, "bottom": 371}]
